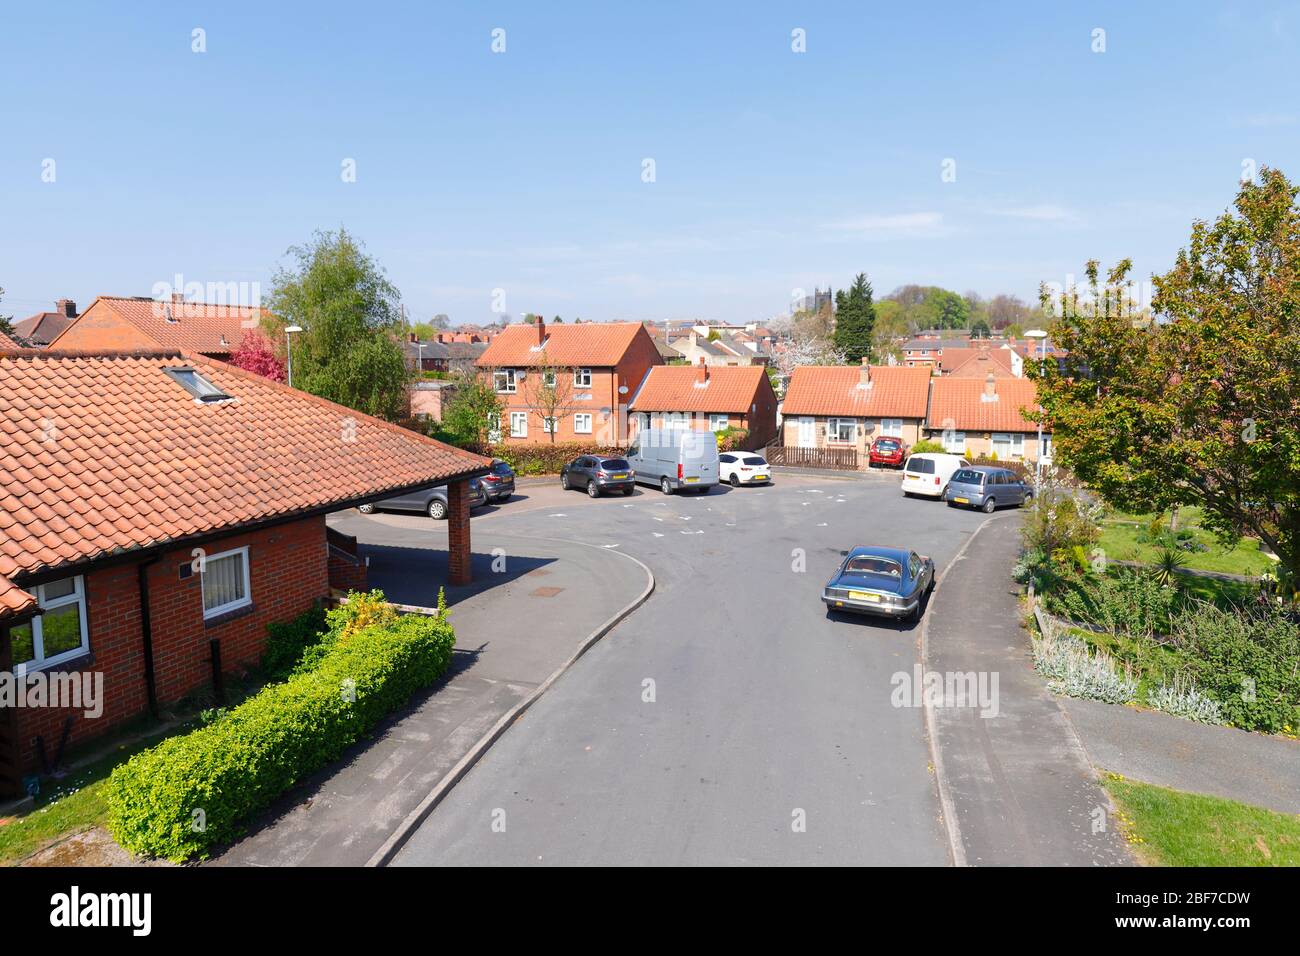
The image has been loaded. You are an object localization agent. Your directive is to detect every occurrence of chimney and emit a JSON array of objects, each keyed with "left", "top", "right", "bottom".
[
  {"left": 55, "top": 298, "right": 77, "bottom": 318},
  {"left": 536, "top": 315, "right": 546, "bottom": 345},
  {"left": 982, "top": 371, "right": 998, "bottom": 402},
  {"left": 171, "top": 292, "right": 184, "bottom": 303},
  {"left": 858, "top": 356, "right": 872, "bottom": 388},
  {"left": 689, "top": 330, "right": 698, "bottom": 348},
  {"left": 409, "top": 332, "right": 418, "bottom": 343},
  {"left": 696, "top": 356, "right": 709, "bottom": 384}
]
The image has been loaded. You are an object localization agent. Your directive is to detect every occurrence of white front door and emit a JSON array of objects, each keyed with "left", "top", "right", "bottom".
[{"left": 797, "top": 417, "right": 815, "bottom": 448}]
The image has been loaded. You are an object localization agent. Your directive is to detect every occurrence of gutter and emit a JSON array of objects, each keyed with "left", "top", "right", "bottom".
[{"left": 137, "top": 557, "right": 161, "bottom": 718}]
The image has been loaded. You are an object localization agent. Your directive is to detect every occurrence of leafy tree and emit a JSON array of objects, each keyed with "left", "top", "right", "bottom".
[
  {"left": 1031, "top": 168, "right": 1300, "bottom": 591},
  {"left": 832, "top": 272, "right": 876, "bottom": 362},
  {"left": 970, "top": 319, "right": 991, "bottom": 338},
  {"left": 266, "top": 228, "right": 410, "bottom": 420},
  {"left": 430, "top": 314, "right": 451, "bottom": 331},
  {"left": 434, "top": 374, "right": 503, "bottom": 449},
  {"left": 520, "top": 351, "right": 582, "bottom": 443},
  {"left": 229, "top": 329, "right": 287, "bottom": 382},
  {"left": 0, "top": 286, "right": 14, "bottom": 337}
]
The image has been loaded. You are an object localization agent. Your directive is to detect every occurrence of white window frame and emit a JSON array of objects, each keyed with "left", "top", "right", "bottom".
[
  {"left": 541, "top": 369, "right": 557, "bottom": 388},
  {"left": 201, "top": 546, "right": 252, "bottom": 620},
  {"left": 708, "top": 414, "right": 729, "bottom": 432},
  {"left": 796, "top": 416, "right": 815, "bottom": 448},
  {"left": 509, "top": 411, "right": 528, "bottom": 438},
  {"left": 943, "top": 430, "right": 966, "bottom": 454},
  {"left": 826, "top": 418, "right": 857, "bottom": 443},
  {"left": 9, "top": 575, "right": 90, "bottom": 670},
  {"left": 991, "top": 433, "right": 1025, "bottom": 459},
  {"left": 493, "top": 369, "right": 518, "bottom": 393},
  {"left": 573, "top": 367, "right": 592, "bottom": 387},
  {"left": 573, "top": 413, "right": 593, "bottom": 434},
  {"left": 880, "top": 418, "right": 903, "bottom": 438},
  {"left": 542, "top": 415, "right": 558, "bottom": 434},
  {"left": 1039, "top": 434, "right": 1053, "bottom": 460},
  {"left": 487, "top": 413, "right": 502, "bottom": 443}
]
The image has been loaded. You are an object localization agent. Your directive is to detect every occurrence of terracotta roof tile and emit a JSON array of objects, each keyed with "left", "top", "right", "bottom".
[
  {"left": 0, "top": 349, "right": 489, "bottom": 594},
  {"left": 0, "top": 329, "right": 22, "bottom": 349},
  {"left": 781, "top": 365, "right": 931, "bottom": 418},
  {"left": 927, "top": 375, "right": 1040, "bottom": 432},
  {"left": 476, "top": 321, "right": 647, "bottom": 367},
  {"left": 941, "top": 348, "right": 1014, "bottom": 376},
  {"left": 51, "top": 296, "right": 268, "bottom": 354},
  {"left": 630, "top": 365, "right": 767, "bottom": 414}
]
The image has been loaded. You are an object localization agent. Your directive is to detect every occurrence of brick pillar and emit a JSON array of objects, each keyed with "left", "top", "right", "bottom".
[{"left": 447, "top": 479, "right": 472, "bottom": 586}]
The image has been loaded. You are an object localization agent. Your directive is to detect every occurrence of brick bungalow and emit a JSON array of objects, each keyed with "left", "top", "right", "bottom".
[
  {"left": 46, "top": 295, "right": 269, "bottom": 360},
  {"left": 780, "top": 362, "right": 932, "bottom": 458},
  {"left": 475, "top": 318, "right": 662, "bottom": 445},
  {"left": 628, "top": 360, "right": 778, "bottom": 449},
  {"left": 0, "top": 347, "right": 489, "bottom": 797},
  {"left": 14, "top": 299, "right": 78, "bottom": 347},
  {"left": 925, "top": 372, "right": 1050, "bottom": 463}
]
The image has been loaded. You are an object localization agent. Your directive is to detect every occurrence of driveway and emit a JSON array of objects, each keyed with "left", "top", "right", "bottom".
[{"left": 392, "top": 474, "right": 992, "bottom": 865}]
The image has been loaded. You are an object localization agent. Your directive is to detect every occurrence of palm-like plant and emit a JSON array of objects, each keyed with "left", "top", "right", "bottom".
[{"left": 1152, "top": 546, "right": 1189, "bottom": 588}]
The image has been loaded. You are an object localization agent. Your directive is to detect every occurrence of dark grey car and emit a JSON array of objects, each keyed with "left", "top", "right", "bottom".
[
  {"left": 358, "top": 477, "right": 488, "bottom": 519},
  {"left": 560, "top": 456, "right": 635, "bottom": 497},
  {"left": 943, "top": 466, "right": 1032, "bottom": 513}
]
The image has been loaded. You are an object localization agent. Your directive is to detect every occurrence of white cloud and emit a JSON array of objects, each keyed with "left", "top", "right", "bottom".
[
  {"left": 1242, "top": 112, "right": 1297, "bottom": 127},
  {"left": 987, "top": 204, "right": 1076, "bottom": 223},
  {"left": 826, "top": 212, "right": 948, "bottom": 239}
]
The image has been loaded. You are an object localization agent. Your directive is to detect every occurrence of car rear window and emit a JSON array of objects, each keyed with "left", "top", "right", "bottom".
[
  {"left": 875, "top": 439, "right": 900, "bottom": 449},
  {"left": 600, "top": 459, "right": 630, "bottom": 470},
  {"left": 492, "top": 461, "right": 513, "bottom": 475},
  {"left": 742, "top": 456, "right": 766, "bottom": 466},
  {"left": 952, "top": 469, "right": 983, "bottom": 484},
  {"left": 845, "top": 556, "right": 902, "bottom": 577},
  {"left": 905, "top": 457, "right": 935, "bottom": 474}
]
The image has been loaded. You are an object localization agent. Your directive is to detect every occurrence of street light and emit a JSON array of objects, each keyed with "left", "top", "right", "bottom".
[
  {"left": 1024, "top": 329, "right": 1048, "bottom": 479},
  {"left": 285, "top": 325, "right": 303, "bottom": 387}
]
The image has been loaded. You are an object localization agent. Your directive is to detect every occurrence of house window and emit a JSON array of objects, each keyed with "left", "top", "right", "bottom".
[
  {"left": 827, "top": 418, "right": 857, "bottom": 443},
  {"left": 574, "top": 413, "right": 593, "bottom": 434},
  {"left": 509, "top": 412, "right": 528, "bottom": 438},
  {"left": 163, "top": 366, "right": 232, "bottom": 403},
  {"left": 880, "top": 418, "right": 903, "bottom": 438},
  {"left": 991, "top": 433, "right": 1025, "bottom": 459},
  {"left": 665, "top": 412, "right": 689, "bottom": 427},
  {"left": 487, "top": 414, "right": 501, "bottom": 443},
  {"left": 7, "top": 576, "right": 89, "bottom": 670},
  {"left": 708, "top": 414, "right": 729, "bottom": 432},
  {"left": 943, "top": 430, "right": 966, "bottom": 454},
  {"left": 201, "top": 546, "right": 252, "bottom": 619},
  {"left": 493, "top": 369, "right": 518, "bottom": 393},
  {"left": 1039, "top": 434, "right": 1053, "bottom": 459},
  {"left": 573, "top": 368, "right": 592, "bottom": 387},
  {"left": 542, "top": 416, "right": 558, "bottom": 434},
  {"left": 541, "top": 369, "right": 557, "bottom": 388}
]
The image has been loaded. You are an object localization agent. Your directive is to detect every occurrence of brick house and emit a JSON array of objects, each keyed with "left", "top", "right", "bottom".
[
  {"left": 925, "top": 372, "right": 1050, "bottom": 463},
  {"left": 14, "top": 299, "right": 79, "bottom": 347},
  {"left": 628, "top": 360, "right": 779, "bottom": 449},
  {"left": 0, "top": 347, "right": 489, "bottom": 797},
  {"left": 780, "top": 362, "right": 932, "bottom": 457},
  {"left": 475, "top": 318, "right": 662, "bottom": 445},
  {"left": 46, "top": 295, "right": 269, "bottom": 360}
]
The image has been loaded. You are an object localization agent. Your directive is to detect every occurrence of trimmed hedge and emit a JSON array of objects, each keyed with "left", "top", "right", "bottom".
[
  {"left": 106, "top": 602, "right": 455, "bottom": 861},
  {"left": 480, "top": 441, "right": 627, "bottom": 476},
  {"left": 260, "top": 605, "right": 328, "bottom": 681}
]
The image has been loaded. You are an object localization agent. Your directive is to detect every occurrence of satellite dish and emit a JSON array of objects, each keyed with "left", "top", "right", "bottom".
[{"left": 618, "top": 385, "right": 629, "bottom": 394}]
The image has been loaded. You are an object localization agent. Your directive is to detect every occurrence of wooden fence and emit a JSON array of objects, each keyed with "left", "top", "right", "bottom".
[{"left": 764, "top": 444, "right": 859, "bottom": 470}]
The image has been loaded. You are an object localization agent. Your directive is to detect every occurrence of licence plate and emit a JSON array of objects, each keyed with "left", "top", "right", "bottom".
[
  {"left": 610, "top": 473, "right": 628, "bottom": 480},
  {"left": 685, "top": 476, "right": 699, "bottom": 483},
  {"left": 954, "top": 497, "right": 968, "bottom": 504},
  {"left": 753, "top": 474, "right": 768, "bottom": 481},
  {"left": 848, "top": 591, "right": 880, "bottom": 603}
]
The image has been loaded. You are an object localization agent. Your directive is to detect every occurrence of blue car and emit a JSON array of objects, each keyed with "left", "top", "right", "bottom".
[{"left": 822, "top": 546, "right": 936, "bottom": 621}]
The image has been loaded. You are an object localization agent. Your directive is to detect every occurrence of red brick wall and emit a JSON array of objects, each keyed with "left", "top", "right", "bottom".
[{"left": 12, "top": 516, "right": 329, "bottom": 773}]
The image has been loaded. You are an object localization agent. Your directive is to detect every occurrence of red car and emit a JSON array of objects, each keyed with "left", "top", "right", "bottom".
[{"left": 869, "top": 436, "right": 908, "bottom": 468}]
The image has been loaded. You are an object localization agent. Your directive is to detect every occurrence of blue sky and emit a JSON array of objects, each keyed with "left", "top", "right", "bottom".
[{"left": 3, "top": 1, "right": 1298, "bottom": 325}]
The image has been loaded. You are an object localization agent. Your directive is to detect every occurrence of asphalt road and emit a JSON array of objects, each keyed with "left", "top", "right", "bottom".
[{"left": 392, "top": 473, "right": 993, "bottom": 865}]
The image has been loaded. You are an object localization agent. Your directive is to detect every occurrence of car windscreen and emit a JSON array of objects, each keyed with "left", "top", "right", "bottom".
[
  {"left": 599, "top": 459, "right": 630, "bottom": 470},
  {"left": 844, "top": 556, "right": 902, "bottom": 577},
  {"left": 905, "top": 457, "right": 935, "bottom": 474},
  {"left": 742, "top": 456, "right": 766, "bottom": 465},
  {"left": 951, "top": 469, "right": 983, "bottom": 484},
  {"left": 492, "top": 461, "right": 513, "bottom": 475}
]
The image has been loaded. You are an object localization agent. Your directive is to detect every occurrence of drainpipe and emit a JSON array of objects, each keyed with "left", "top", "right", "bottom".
[{"left": 137, "top": 558, "right": 161, "bottom": 718}]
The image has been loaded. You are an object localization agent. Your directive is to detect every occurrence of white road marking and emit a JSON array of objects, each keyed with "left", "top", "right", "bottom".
[
  {"left": 652, "top": 532, "right": 664, "bottom": 537},
  {"left": 680, "top": 530, "right": 704, "bottom": 535},
  {"left": 602, "top": 543, "right": 620, "bottom": 549},
  {"left": 549, "top": 513, "right": 567, "bottom": 517}
]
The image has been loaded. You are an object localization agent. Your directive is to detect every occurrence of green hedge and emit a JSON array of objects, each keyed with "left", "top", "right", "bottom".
[
  {"left": 260, "top": 605, "right": 328, "bottom": 681},
  {"left": 482, "top": 441, "right": 627, "bottom": 476},
  {"left": 106, "top": 600, "right": 455, "bottom": 861}
]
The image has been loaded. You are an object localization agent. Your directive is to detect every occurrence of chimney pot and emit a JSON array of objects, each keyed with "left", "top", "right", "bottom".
[
  {"left": 409, "top": 332, "right": 417, "bottom": 343},
  {"left": 171, "top": 292, "right": 184, "bottom": 303},
  {"left": 859, "top": 359, "right": 871, "bottom": 388},
  {"left": 55, "top": 298, "right": 77, "bottom": 318},
  {"left": 697, "top": 356, "right": 708, "bottom": 383},
  {"left": 983, "top": 371, "right": 998, "bottom": 401}
]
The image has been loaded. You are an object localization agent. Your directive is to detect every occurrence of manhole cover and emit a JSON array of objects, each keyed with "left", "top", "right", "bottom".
[{"left": 530, "top": 586, "right": 564, "bottom": 597}]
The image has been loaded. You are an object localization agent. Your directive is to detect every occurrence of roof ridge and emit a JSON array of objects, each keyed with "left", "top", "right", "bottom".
[{"left": 2, "top": 347, "right": 187, "bottom": 360}]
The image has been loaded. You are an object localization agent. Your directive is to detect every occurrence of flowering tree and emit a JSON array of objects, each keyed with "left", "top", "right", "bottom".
[{"left": 230, "top": 329, "right": 287, "bottom": 383}]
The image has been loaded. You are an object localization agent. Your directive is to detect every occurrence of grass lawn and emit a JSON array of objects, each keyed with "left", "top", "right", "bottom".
[
  {"left": 1098, "top": 508, "right": 1275, "bottom": 577},
  {"left": 1103, "top": 773, "right": 1300, "bottom": 866}
]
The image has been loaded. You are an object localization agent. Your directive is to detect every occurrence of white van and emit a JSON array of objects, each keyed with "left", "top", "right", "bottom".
[
  {"left": 900, "top": 453, "right": 970, "bottom": 498},
  {"left": 627, "top": 427, "right": 720, "bottom": 494}
]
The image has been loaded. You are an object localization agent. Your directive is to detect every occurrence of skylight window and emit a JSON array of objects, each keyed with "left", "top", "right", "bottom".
[{"left": 163, "top": 366, "right": 232, "bottom": 403}]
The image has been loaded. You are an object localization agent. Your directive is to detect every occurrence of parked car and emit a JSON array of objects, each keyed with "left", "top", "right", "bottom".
[
  {"left": 628, "top": 427, "right": 719, "bottom": 495},
  {"left": 358, "top": 477, "right": 488, "bottom": 519},
  {"left": 822, "top": 546, "right": 935, "bottom": 622},
  {"left": 480, "top": 458, "right": 516, "bottom": 502},
  {"left": 943, "top": 466, "right": 1032, "bottom": 513},
  {"left": 561, "top": 455, "right": 635, "bottom": 497},
  {"left": 900, "top": 453, "right": 970, "bottom": 499},
  {"left": 868, "top": 436, "right": 908, "bottom": 469},
  {"left": 718, "top": 450, "right": 771, "bottom": 486}
]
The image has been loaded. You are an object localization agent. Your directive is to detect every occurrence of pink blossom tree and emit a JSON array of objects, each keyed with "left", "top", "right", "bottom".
[{"left": 229, "top": 329, "right": 287, "bottom": 382}]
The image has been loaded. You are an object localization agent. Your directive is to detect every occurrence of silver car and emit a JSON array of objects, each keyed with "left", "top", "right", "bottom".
[{"left": 943, "top": 466, "right": 1032, "bottom": 513}]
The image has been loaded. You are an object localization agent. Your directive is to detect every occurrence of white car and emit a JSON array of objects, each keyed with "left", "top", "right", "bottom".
[
  {"left": 900, "top": 453, "right": 970, "bottom": 498},
  {"left": 718, "top": 451, "right": 771, "bottom": 486}
]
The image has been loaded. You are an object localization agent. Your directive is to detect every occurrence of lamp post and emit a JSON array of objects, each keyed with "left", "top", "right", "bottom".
[
  {"left": 1024, "top": 328, "right": 1048, "bottom": 480},
  {"left": 284, "top": 325, "right": 303, "bottom": 387}
]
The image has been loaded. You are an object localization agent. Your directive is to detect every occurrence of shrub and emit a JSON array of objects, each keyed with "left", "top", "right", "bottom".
[
  {"left": 1020, "top": 482, "right": 1101, "bottom": 563},
  {"left": 910, "top": 439, "right": 945, "bottom": 454},
  {"left": 107, "top": 595, "right": 456, "bottom": 861},
  {"left": 1146, "top": 674, "right": 1224, "bottom": 725},
  {"left": 1047, "top": 568, "right": 1179, "bottom": 641},
  {"left": 482, "top": 442, "right": 629, "bottom": 476},
  {"left": 1032, "top": 627, "right": 1138, "bottom": 704},
  {"left": 713, "top": 426, "right": 751, "bottom": 452},
  {"left": 261, "top": 606, "right": 328, "bottom": 682}
]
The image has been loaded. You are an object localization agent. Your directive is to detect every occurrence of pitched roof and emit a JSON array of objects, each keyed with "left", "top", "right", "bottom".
[
  {"left": 14, "top": 311, "right": 74, "bottom": 346},
  {"left": 781, "top": 365, "right": 932, "bottom": 418},
  {"left": 476, "top": 321, "right": 647, "bottom": 367},
  {"left": 629, "top": 365, "right": 768, "bottom": 413},
  {"left": 927, "top": 375, "right": 1040, "bottom": 432},
  {"left": 941, "top": 348, "right": 1014, "bottom": 376},
  {"left": 50, "top": 296, "right": 269, "bottom": 355},
  {"left": 0, "top": 349, "right": 489, "bottom": 616},
  {"left": 0, "top": 329, "right": 21, "bottom": 349}
]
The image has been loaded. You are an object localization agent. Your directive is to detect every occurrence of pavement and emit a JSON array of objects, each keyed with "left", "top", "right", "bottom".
[
  {"left": 923, "top": 514, "right": 1133, "bottom": 866},
  {"left": 1063, "top": 698, "right": 1300, "bottom": 814},
  {"left": 211, "top": 523, "right": 651, "bottom": 867}
]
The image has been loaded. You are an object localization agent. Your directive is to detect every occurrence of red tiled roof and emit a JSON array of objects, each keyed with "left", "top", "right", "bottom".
[
  {"left": 476, "top": 321, "right": 647, "bottom": 367},
  {"left": 50, "top": 296, "right": 269, "bottom": 354},
  {"left": 0, "top": 329, "right": 21, "bottom": 349},
  {"left": 0, "top": 573, "right": 37, "bottom": 618},
  {"left": 15, "top": 311, "right": 74, "bottom": 346},
  {"left": 0, "top": 349, "right": 489, "bottom": 615},
  {"left": 630, "top": 365, "right": 767, "bottom": 413},
  {"left": 941, "top": 348, "right": 1014, "bottom": 376},
  {"left": 927, "top": 375, "right": 1040, "bottom": 432},
  {"left": 781, "top": 365, "right": 931, "bottom": 418}
]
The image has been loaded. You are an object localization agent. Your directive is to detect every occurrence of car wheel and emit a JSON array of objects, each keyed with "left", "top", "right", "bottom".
[
  {"left": 560, "top": 472, "right": 570, "bottom": 491},
  {"left": 982, "top": 497, "right": 996, "bottom": 514},
  {"left": 730, "top": 474, "right": 741, "bottom": 487},
  {"left": 358, "top": 503, "right": 375, "bottom": 514},
  {"left": 622, "top": 486, "right": 634, "bottom": 496},
  {"left": 1022, "top": 491, "right": 1033, "bottom": 507},
  {"left": 587, "top": 481, "right": 600, "bottom": 499},
  {"left": 428, "top": 499, "right": 448, "bottom": 520},
  {"left": 661, "top": 477, "right": 673, "bottom": 495}
]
